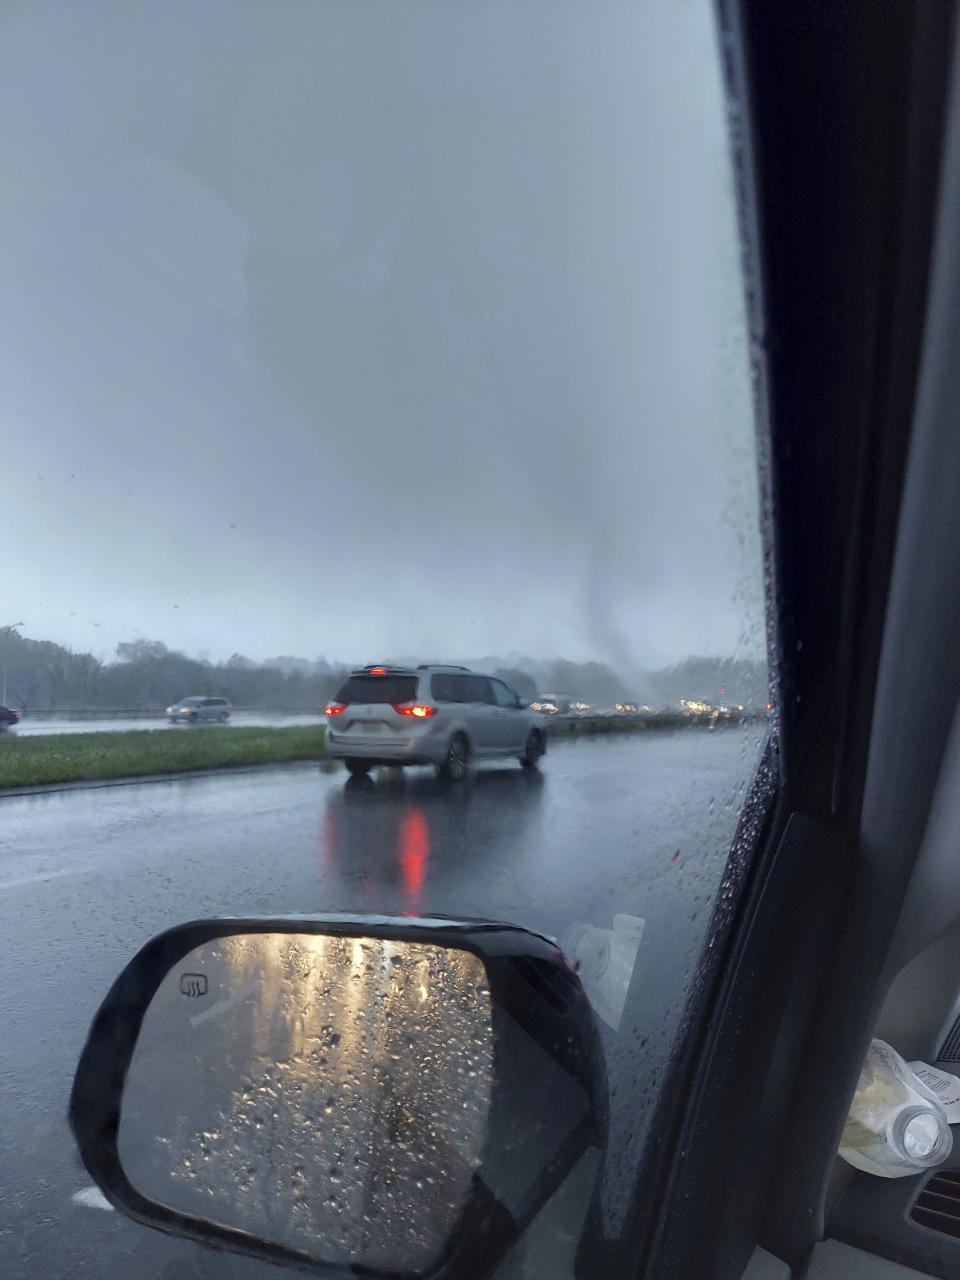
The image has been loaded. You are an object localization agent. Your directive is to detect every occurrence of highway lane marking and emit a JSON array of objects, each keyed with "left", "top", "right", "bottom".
[
  {"left": 190, "top": 979, "right": 260, "bottom": 1028},
  {"left": 0, "top": 866, "right": 95, "bottom": 892},
  {"left": 72, "top": 1185, "right": 114, "bottom": 1212}
]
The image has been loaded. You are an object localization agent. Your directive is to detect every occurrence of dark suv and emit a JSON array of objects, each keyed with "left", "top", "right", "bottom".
[{"left": 324, "top": 665, "right": 546, "bottom": 779}]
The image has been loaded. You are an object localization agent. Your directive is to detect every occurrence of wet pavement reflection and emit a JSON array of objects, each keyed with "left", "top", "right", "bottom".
[{"left": 318, "top": 768, "right": 546, "bottom": 917}]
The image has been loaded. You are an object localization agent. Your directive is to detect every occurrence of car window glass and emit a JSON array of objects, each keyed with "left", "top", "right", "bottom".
[
  {"left": 454, "top": 675, "right": 474, "bottom": 703},
  {"left": 491, "top": 680, "right": 518, "bottom": 709},
  {"left": 430, "top": 674, "right": 459, "bottom": 703},
  {"left": 1, "top": 3, "right": 769, "bottom": 1279},
  {"left": 335, "top": 675, "right": 419, "bottom": 705},
  {"left": 465, "top": 676, "right": 494, "bottom": 705}
]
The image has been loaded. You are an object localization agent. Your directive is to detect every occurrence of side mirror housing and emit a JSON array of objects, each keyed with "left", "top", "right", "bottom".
[{"left": 70, "top": 915, "right": 606, "bottom": 1279}]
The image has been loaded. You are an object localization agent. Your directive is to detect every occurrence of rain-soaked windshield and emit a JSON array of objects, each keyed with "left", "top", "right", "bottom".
[{"left": 0, "top": 2, "right": 770, "bottom": 1278}]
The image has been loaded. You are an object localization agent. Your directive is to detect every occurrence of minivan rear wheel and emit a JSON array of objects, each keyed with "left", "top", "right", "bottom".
[
  {"left": 520, "top": 729, "right": 545, "bottom": 767},
  {"left": 344, "top": 759, "right": 372, "bottom": 776},
  {"left": 438, "top": 733, "right": 468, "bottom": 782}
]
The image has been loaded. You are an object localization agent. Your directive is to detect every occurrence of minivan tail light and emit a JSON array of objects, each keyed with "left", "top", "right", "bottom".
[
  {"left": 325, "top": 702, "right": 346, "bottom": 716},
  {"left": 393, "top": 703, "right": 435, "bottom": 718}
]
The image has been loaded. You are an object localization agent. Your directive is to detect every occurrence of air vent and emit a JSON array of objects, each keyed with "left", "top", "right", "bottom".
[
  {"left": 940, "top": 1016, "right": 960, "bottom": 1061},
  {"left": 911, "top": 1170, "right": 960, "bottom": 1238}
]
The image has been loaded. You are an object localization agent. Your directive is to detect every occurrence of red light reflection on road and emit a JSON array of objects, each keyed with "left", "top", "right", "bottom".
[
  {"left": 318, "top": 812, "right": 335, "bottom": 879},
  {"left": 317, "top": 811, "right": 339, "bottom": 912},
  {"left": 399, "top": 809, "right": 429, "bottom": 911}
]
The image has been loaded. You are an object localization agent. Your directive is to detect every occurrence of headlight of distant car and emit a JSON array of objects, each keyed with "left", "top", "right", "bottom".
[{"left": 179, "top": 707, "right": 191, "bottom": 713}]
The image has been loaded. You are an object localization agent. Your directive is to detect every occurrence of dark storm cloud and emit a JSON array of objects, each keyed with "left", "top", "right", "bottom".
[{"left": 0, "top": 0, "right": 763, "bottom": 668}]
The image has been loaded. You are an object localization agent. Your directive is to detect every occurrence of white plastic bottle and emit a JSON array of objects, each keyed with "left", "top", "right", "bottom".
[
  {"left": 562, "top": 914, "right": 645, "bottom": 1031},
  {"left": 839, "top": 1039, "right": 954, "bottom": 1178}
]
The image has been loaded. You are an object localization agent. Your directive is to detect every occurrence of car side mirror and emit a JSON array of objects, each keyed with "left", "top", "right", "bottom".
[
  {"left": 70, "top": 915, "right": 606, "bottom": 1279},
  {"left": 517, "top": 697, "right": 530, "bottom": 709}
]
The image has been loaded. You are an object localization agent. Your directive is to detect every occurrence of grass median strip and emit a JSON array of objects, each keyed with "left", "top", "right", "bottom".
[{"left": 0, "top": 725, "right": 327, "bottom": 789}]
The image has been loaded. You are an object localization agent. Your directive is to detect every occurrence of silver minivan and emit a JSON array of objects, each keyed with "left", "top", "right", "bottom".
[
  {"left": 166, "top": 696, "right": 232, "bottom": 723},
  {"left": 324, "top": 665, "right": 546, "bottom": 779}
]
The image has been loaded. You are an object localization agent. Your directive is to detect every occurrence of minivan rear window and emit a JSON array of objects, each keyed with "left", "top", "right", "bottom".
[{"left": 335, "top": 675, "right": 418, "bottom": 705}]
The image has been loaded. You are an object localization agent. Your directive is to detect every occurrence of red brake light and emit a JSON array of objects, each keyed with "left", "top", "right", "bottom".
[
  {"left": 325, "top": 702, "right": 346, "bottom": 716},
  {"left": 370, "top": 667, "right": 387, "bottom": 675},
  {"left": 393, "top": 703, "right": 435, "bottom": 718}
]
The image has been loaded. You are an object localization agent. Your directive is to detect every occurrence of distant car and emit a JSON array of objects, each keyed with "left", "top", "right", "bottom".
[
  {"left": 530, "top": 694, "right": 571, "bottom": 714},
  {"left": 0, "top": 705, "right": 19, "bottom": 729},
  {"left": 166, "top": 696, "right": 231, "bottom": 724},
  {"left": 324, "top": 664, "right": 546, "bottom": 780}
]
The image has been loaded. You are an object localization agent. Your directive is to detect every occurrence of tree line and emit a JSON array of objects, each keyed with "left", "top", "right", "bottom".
[
  {"left": 0, "top": 635, "right": 345, "bottom": 712},
  {"left": 0, "top": 629, "right": 766, "bottom": 712}
]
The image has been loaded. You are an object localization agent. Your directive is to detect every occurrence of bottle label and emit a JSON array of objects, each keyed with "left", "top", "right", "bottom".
[{"left": 909, "top": 1062, "right": 960, "bottom": 1124}]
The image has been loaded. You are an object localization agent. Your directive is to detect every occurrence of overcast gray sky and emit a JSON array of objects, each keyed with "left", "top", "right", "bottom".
[{"left": 1, "top": 0, "right": 763, "bottom": 670}]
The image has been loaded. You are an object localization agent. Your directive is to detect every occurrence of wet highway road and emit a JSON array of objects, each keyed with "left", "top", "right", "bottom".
[{"left": 0, "top": 729, "right": 764, "bottom": 1279}]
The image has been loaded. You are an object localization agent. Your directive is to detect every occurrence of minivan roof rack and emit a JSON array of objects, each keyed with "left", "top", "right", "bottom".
[{"left": 417, "top": 663, "right": 470, "bottom": 671}]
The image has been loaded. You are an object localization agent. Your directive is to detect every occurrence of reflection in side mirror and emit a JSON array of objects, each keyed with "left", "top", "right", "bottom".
[
  {"left": 71, "top": 917, "right": 606, "bottom": 1280},
  {"left": 121, "top": 935, "right": 491, "bottom": 1271}
]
